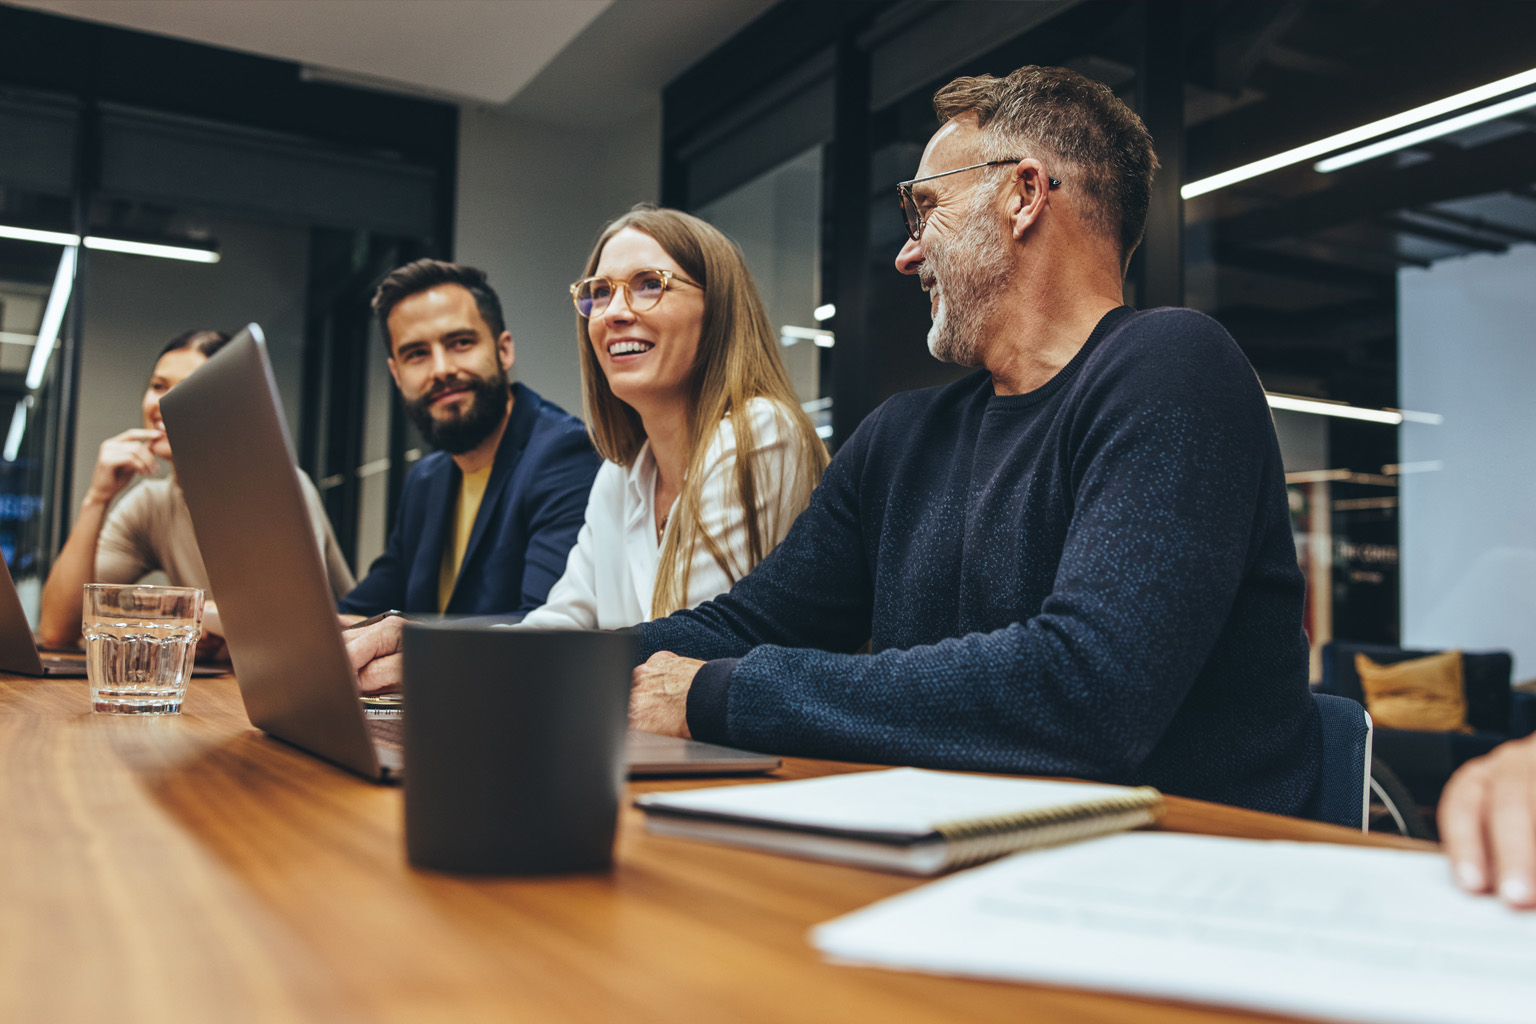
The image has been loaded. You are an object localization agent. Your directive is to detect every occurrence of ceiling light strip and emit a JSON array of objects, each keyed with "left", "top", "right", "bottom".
[
  {"left": 0, "top": 223, "right": 219, "bottom": 263},
  {"left": 0, "top": 224, "right": 80, "bottom": 246},
  {"left": 24, "top": 247, "right": 78, "bottom": 391},
  {"left": 1315, "top": 89, "right": 1536, "bottom": 172},
  {"left": 1182, "top": 64, "right": 1536, "bottom": 199},
  {"left": 81, "top": 236, "right": 221, "bottom": 263},
  {"left": 1265, "top": 393, "right": 1403, "bottom": 425},
  {"left": 2, "top": 398, "right": 31, "bottom": 463}
]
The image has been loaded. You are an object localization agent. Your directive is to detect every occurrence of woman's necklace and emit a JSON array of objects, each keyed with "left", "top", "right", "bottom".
[{"left": 656, "top": 512, "right": 669, "bottom": 542}]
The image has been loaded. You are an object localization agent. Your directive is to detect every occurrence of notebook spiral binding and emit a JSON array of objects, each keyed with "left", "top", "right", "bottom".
[{"left": 932, "top": 786, "right": 1165, "bottom": 870}]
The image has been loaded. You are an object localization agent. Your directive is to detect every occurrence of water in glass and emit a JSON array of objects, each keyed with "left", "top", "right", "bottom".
[{"left": 83, "top": 584, "right": 204, "bottom": 714}]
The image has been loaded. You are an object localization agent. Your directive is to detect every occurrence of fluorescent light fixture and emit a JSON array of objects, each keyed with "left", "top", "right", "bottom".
[
  {"left": 82, "top": 236, "right": 220, "bottom": 263},
  {"left": 0, "top": 224, "right": 80, "bottom": 246},
  {"left": 815, "top": 424, "right": 834, "bottom": 439},
  {"left": 25, "top": 246, "right": 77, "bottom": 391},
  {"left": 1267, "top": 395, "right": 1441, "bottom": 426},
  {"left": 1182, "top": 64, "right": 1536, "bottom": 199},
  {"left": 1315, "top": 89, "right": 1536, "bottom": 172},
  {"left": 813, "top": 303, "right": 836, "bottom": 322},
  {"left": 1265, "top": 393, "right": 1402, "bottom": 425},
  {"left": 2, "top": 396, "right": 31, "bottom": 462},
  {"left": 781, "top": 325, "right": 835, "bottom": 347},
  {"left": 0, "top": 223, "right": 219, "bottom": 263}
]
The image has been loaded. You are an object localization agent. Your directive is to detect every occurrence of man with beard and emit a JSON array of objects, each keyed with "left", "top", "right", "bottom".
[
  {"left": 338, "top": 259, "right": 599, "bottom": 617},
  {"left": 626, "top": 66, "right": 1322, "bottom": 817}
]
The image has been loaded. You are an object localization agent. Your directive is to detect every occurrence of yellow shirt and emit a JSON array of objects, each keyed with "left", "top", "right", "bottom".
[{"left": 438, "top": 464, "right": 493, "bottom": 612}]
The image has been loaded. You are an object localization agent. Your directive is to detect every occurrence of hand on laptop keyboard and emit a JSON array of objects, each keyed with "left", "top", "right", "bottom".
[{"left": 344, "top": 615, "right": 405, "bottom": 694}]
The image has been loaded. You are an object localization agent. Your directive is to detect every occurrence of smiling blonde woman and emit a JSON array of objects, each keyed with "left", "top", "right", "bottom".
[{"left": 515, "top": 204, "right": 828, "bottom": 629}]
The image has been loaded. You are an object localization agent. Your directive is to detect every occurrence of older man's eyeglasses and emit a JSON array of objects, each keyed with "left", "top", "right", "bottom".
[
  {"left": 569, "top": 268, "right": 700, "bottom": 319},
  {"left": 896, "top": 160, "right": 1062, "bottom": 242}
]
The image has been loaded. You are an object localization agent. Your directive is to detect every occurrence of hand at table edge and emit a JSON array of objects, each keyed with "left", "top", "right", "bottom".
[{"left": 1439, "top": 731, "right": 1536, "bottom": 908}]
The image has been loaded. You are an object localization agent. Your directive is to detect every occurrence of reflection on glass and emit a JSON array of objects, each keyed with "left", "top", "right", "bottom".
[
  {"left": 694, "top": 146, "right": 830, "bottom": 440},
  {"left": 0, "top": 182, "right": 76, "bottom": 624}
]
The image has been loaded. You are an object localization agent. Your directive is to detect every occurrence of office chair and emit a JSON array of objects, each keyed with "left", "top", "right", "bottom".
[
  {"left": 1368, "top": 756, "right": 1435, "bottom": 840},
  {"left": 1308, "top": 693, "right": 1374, "bottom": 831},
  {"left": 1319, "top": 642, "right": 1536, "bottom": 805}
]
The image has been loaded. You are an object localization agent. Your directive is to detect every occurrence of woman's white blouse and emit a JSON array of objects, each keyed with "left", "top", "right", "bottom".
[{"left": 515, "top": 398, "right": 811, "bottom": 630}]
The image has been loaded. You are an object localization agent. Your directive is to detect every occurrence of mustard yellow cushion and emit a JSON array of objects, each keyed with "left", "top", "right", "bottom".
[{"left": 1356, "top": 650, "right": 1472, "bottom": 733}]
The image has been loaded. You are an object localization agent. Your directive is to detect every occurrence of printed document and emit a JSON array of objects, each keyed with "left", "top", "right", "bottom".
[{"left": 812, "top": 831, "right": 1536, "bottom": 1024}]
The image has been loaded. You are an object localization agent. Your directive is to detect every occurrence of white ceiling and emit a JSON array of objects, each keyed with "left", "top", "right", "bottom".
[
  {"left": 504, "top": 0, "right": 779, "bottom": 126},
  {"left": 7, "top": 0, "right": 612, "bottom": 105},
  {"left": 7, "top": 0, "right": 778, "bottom": 114}
]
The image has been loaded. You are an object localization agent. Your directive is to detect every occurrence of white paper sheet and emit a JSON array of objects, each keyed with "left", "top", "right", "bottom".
[{"left": 812, "top": 832, "right": 1536, "bottom": 1024}]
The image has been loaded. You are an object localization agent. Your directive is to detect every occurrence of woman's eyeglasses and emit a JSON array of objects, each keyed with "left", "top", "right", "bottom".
[{"left": 569, "top": 268, "right": 700, "bottom": 319}]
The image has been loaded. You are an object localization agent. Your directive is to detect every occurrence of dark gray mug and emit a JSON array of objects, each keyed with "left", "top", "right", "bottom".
[{"left": 400, "top": 623, "right": 638, "bottom": 874}]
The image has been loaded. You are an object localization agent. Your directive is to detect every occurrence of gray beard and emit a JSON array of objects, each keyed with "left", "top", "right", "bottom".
[{"left": 923, "top": 190, "right": 1012, "bottom": 367}]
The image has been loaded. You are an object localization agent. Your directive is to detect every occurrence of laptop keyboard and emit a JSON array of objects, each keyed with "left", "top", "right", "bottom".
[{"left": 363, "top": 713, "right": 403, "bottom": 756}]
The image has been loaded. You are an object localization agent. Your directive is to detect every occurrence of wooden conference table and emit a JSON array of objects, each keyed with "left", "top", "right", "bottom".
[{"left": 0, "top": 673, "right": 1431, "bottom": 1024}]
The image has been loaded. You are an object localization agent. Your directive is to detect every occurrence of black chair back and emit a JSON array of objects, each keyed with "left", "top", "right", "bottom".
[{"left": 1308, "top": 693, "right": 1372, "bottom": 830}]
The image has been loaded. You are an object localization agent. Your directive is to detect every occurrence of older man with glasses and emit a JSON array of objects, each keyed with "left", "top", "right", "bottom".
[{"left": 629, "top": 65, "right": 1322, "bottom": 817}]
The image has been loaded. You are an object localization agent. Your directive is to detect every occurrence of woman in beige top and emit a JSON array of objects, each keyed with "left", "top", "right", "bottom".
[{"left": 38, "top": 330, "right": 354, "bottom": 653}]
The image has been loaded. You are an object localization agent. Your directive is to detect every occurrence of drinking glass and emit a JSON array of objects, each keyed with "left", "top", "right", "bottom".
[{"left": 83, "top": 584, "right": 205, "bottom": 714}]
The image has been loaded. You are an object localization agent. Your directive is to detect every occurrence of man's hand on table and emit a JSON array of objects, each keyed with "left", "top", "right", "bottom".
[
  {"left": 1440, "top": 732, "right": 1536, "bottom": 908},
  {"left": 343, "top": 615, "right": 405, "bottom": 695},
  {"left": 630, "top": 651, "right": 702, "bottom": 738}
]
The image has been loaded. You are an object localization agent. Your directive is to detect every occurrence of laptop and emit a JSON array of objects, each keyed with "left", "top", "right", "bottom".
[
  {"left": 0, "top": 549, "right": 223, "bottom": 677},
  {"left": 0, "top": 556, "right": 87, "bottom": 676},
  {"left": 159, "top": 324, "right": 780, "bottom": 782}
]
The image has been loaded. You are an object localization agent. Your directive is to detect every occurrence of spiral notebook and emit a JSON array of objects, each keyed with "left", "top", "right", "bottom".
[{"left": 635, "top": 768, "right": 1163, "bottom": 875}]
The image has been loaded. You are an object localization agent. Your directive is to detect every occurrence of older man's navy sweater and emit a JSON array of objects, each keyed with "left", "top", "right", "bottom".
[{"left": 641, "top": 306, "right": 1321, "bottom": 815}]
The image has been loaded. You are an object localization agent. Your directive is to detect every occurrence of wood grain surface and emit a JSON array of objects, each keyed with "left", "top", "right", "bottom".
[{"left": 0, "top": 674, "right": 1434, "bottom": 1024}]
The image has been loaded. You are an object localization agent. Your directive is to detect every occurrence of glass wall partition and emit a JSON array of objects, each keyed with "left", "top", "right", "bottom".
[
  {"left": 665, "top": 0, "right": 1536, "bottom": 678},
  {"left": 0, "top": 93, "right": 79, "bottom": 618},
  {"left": 696, "top": 146, "right": 832, "bottom": 438},
  {"left": 0, "top": 5, "right": 457, "bottom": 625},
  {"left": 1181, "top": 0, "right": 1536, "bottom": 673}
]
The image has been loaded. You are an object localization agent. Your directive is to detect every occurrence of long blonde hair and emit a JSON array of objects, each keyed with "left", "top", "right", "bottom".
[{"left": 576, "top": 205, "right": 829, "bottom": 618}]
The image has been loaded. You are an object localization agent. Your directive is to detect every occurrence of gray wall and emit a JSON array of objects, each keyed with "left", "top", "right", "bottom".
[
  {"left": 1400, "top": 244, "right": 1536, "bottom": 678},
  {"left": 73, "top": 217, "right": 310, "bottom": 520},
  {"left": 454, "top": 104, "right": 662, "bottom": 420}
]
